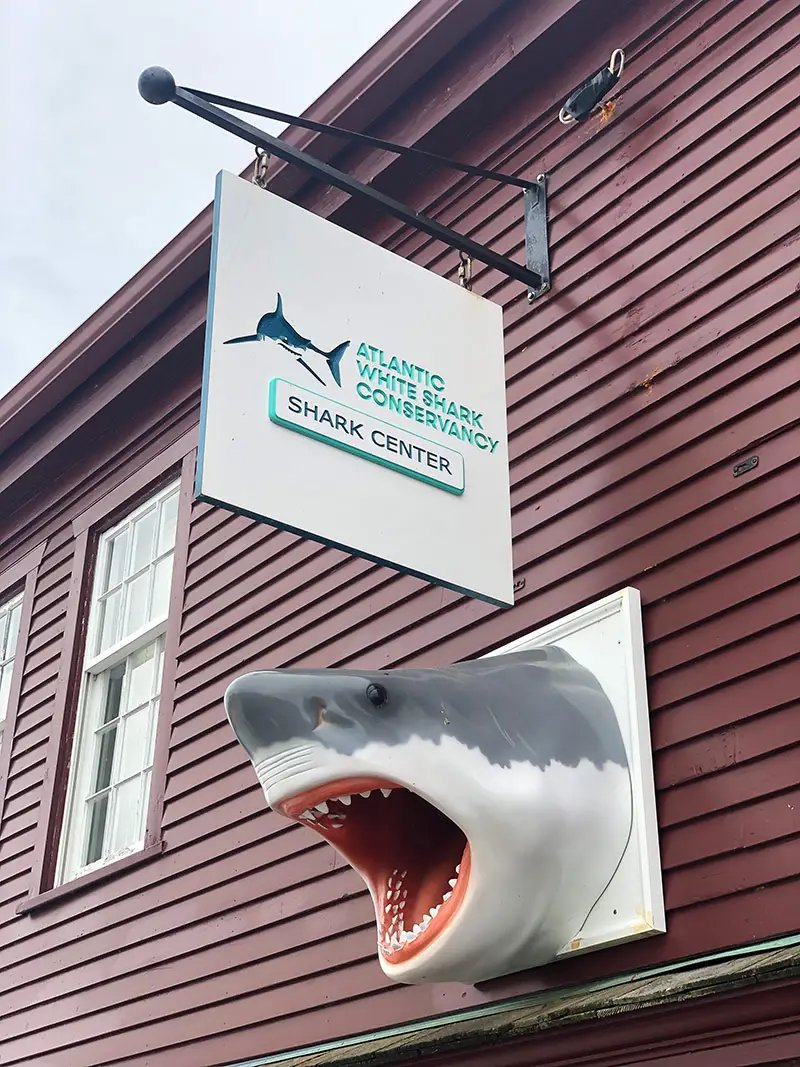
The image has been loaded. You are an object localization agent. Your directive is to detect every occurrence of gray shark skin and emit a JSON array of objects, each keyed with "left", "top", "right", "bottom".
[
  {"left": 225, "top": 646, "right": 633, "bottom": 985},
  {"left": 224, "top": 292, "right": 349, "bottom": 388}
]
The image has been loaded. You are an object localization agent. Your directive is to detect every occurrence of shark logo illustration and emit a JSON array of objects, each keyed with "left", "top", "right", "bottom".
[
  {"left": 224, "top": 293, "right": 349, "bottom": 388},
  {"left": 224, "top": 647, "right": 633, "bottom": 985}
]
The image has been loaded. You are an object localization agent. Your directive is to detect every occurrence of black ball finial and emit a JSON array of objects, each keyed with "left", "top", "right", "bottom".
[{"left": 138, "top": 67, "right": 176, "bottom": 105}]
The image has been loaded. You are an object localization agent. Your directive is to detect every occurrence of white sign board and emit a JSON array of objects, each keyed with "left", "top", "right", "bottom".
[{"left": 197, "top": 171, "right": 513, "bottom": 606}]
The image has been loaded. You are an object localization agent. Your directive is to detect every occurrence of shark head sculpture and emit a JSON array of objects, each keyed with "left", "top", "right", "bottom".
[{"left": 224, "top": 647, "right": 632, "bottom": 985}]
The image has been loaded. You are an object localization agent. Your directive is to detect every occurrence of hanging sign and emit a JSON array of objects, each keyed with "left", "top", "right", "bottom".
[{"left": 197, "top": 171, "right": 513, "bottom": 606}]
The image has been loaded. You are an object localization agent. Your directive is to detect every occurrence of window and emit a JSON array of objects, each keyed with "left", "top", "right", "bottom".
[
  {"left": 0, "top": 591, "right": 24, "bottom": 751},
  {"left": 57, "top": 480, "right": 180, "bottom": 884}
]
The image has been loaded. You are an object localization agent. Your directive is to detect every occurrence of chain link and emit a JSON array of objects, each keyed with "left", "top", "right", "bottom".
[
  {"left": 252, "top": 147, "right": 271, "bottom": 188},
  {"left": 457, "top": 250, "right": 473, "bottom": 290}
]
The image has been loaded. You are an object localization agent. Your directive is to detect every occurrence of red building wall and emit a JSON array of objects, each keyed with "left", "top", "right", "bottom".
[{"left": 0, "top": 0, "right": 798, "bottom": 1063}]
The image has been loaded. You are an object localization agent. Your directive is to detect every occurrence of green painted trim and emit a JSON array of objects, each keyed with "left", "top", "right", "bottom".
[
  {"left": 268, "top": 377, "right": 465, "bottom": 495},
  {"left": 228, "top": 932, "right": 800, "bottom": 1067}
]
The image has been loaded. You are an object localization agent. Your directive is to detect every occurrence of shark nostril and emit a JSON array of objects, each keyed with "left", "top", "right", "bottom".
[{"left": 366, "top": 683, "right": 389, "bottom": 708}]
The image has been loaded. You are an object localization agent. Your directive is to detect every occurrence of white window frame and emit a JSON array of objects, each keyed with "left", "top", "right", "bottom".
[
  {"left": 56, "top": 479, "right": 181, "bottom": 885},
  {"left": 0, "top": 590, "right": 25, "bottom": 751}
]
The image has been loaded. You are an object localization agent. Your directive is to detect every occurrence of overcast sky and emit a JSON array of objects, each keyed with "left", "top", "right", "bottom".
[{"left": 0, "top": 0, "right": 418, "bottom": 401}]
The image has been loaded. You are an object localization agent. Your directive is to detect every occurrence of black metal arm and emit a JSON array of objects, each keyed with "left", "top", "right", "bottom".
[
  {"left": 138, "top": 67, "right": 550, "bottom": 296},
  {"left": 184, "top": 87, "right": 535, "bottom": 190}
]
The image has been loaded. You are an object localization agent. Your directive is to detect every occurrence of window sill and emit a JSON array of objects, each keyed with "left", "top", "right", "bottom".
[{"left": 16, "top": 839, "right": 165, "bottom": 915}]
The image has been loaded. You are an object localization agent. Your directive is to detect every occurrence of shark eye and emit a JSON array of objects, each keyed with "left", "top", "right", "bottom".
[{"left": 366, "top": 683, "right": 388, "bottom": 708}]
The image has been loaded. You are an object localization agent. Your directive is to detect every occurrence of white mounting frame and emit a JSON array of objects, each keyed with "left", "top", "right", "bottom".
[{"left": 486, "top": 587, "right": 666, "bottom": 957}]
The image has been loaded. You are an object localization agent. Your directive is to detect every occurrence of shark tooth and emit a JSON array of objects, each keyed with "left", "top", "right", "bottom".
[
  {"left": 380, "top": 789, "right": 392, "bottom": 798},
  {"left": 314, "top": 801, "right": 329, "bottom": 815},
  {"left": 337, "top": 795, "right": 352, "bottom": 805}
]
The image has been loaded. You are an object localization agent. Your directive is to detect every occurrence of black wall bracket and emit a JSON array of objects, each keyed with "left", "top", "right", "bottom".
[{"left": 138, "top": 67, "right": 551, "bottom": 301}]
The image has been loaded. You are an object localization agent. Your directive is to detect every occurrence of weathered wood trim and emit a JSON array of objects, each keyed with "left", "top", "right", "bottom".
[
  {"left": 23, "top": 431, "right": 197, "bottom": 904},
  {"left": 16, "top": 840, "right": 165, "bottom": 915},
  {"left": 24, "top": 527, "right": 92, "bottom": 899},
  {"left": 144, "top": 448, "right": 197, "bottom": 847},
  {"left": 239, "top": 942, "right": 800, "bottom": 1067}
]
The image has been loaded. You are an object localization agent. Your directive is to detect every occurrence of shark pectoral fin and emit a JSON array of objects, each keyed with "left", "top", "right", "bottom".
[
  {"left": 325, "top": 341, "right": 350, "bottom": 387},
  {"left": 223, "top": 334, "right": 261, "bottom": 345},
  {"left": 297, "top": 356, "right": 328, "bottom": 387}
]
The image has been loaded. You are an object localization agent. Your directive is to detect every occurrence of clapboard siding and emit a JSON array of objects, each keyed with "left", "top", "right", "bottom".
[{"left": 0, "top": 0, "right": 798, "bottom": 1063}]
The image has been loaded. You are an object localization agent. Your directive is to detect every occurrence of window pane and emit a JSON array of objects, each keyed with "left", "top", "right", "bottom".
[
  {"left": 103, "top": 663, "right": 125, "bottom": 724},
  {"left": 5, "top": 602, "right": 21, "bottom": 660},
  {"left": 157, "top": 492, "right": 179, "bottom": 555},
  {"left": 101, "top": 530, "right": 129, "bottom": 594},
  {"left": 0, "top": 612, "right": 8, "bottom": 663},
  {"left": 118, "top": 707, "right": 150, "bottom": 780},
  {"left": 126, "top": 643, "right": 157, "bottom": 712},
  {"left": 150, "top": 556, "right": 173, "bottom": 621},
  {"left": 109, "top": 776, "right": 143, "bottom": 856},
  {"left": 97, "top": 589, "right": 121, "bottom": 654},
  {"left": 122, "top": 572, "right": 150, "bottom": 637},
  {"left": 84, "top": 793, "right": 109, "bottom": 865},
  {"left": 131, "top": 510, "right": 157, "bottom": 574},
  {"left": 93, "top": 725, "right": 117, "bottom": 792},
  {"left": 0, "top": 664, "right": 13, "bottom": 723}
]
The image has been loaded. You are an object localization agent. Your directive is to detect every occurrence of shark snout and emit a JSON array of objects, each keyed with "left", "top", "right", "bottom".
[
  {"left": 224, "top": 672, "right": 318, "bottom": 763},
  {"left": 224, "top": 669, "right": 385, "bottom": 766}
]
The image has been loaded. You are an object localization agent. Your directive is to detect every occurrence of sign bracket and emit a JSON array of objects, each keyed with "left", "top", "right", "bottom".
[{"left": 138, "top": 67, "right": 551, "bottom": 300}]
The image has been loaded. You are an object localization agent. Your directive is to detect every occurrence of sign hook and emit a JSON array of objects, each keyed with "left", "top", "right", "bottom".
[
  {"left": 253, "top": 147, "right": 271, "bottom": 189},
  {"left": 458, "top": 250, "right": 473, "bottom": 291}
]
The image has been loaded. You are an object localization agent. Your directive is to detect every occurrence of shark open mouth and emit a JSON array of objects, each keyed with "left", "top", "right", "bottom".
[{"left": 278, "top": 776, "right": 470, "bottom": 962}]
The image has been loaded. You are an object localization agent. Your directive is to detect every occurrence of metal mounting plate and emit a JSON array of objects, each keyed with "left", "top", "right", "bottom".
[{"left": 525, "top": 176, "right": 551, "bottom": 301}]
